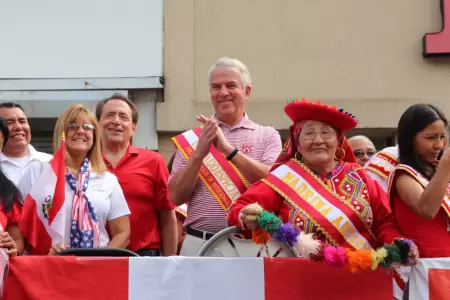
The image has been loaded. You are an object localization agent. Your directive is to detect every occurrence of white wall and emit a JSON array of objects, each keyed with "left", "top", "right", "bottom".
[
  {"left": 132, "top": 90, "right": 158, "bottom": 150},
  {"left": 0, "top": 0, "right": 163, "bottom": 79}
]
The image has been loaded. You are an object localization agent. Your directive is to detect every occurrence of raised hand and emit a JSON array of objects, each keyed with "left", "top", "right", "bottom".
[
  {"left": 196, "top": 115, "right": 234, "bottom": 156},
  {"left": 193, "top": 116, "right": 218, "bottom": 159}
]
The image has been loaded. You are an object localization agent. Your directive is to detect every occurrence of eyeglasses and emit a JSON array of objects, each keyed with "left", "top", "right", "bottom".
[
  {"left": 300, "top": 129, "right": 336, "bottom": 140},
  {"left": 67, "top": 123, "right": 95, "bottom": 131},
  {"left": 353, "top": 149, "right": 376, "bottom": 159}
]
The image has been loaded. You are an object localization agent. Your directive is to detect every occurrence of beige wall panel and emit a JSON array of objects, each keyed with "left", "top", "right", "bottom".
[
  {"left": 158, "top": 133, "right": 179, "bottom": 162},
  {"left": 159, "top": 0, "right": 450, "bottom": 131}
]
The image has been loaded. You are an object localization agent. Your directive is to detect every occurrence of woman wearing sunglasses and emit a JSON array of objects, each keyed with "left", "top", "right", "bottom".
[{"left": 19, "top": 104, "right": 131, "bottom": 255}]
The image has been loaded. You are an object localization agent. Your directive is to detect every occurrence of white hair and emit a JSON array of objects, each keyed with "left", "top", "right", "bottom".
[
  {"left": 348, "top": 135, "right": 375, "bottom": 149},
  {"left": 208, "top": 57, "right": 252, "bottom": 88}
]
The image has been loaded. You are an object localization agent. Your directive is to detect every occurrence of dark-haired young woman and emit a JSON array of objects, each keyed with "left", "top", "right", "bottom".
[
  {"left": 388, "top": 104, "right": 450, "bottom": 299},
  {"left": 0, "top": 117, "right": 24, "bottom": 255},
  {"left": 389, "top": 104, "right": 450, "bottom": 257}
]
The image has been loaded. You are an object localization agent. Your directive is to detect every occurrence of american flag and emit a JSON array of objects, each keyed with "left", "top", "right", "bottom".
[{"left": 66, "top": 159, "right": 100, "bottom": 249}]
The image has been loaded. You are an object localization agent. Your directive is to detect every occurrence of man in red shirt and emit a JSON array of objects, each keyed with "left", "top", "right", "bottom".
[{"left": 96, "top": 94, "right": 177, "bottom": 256}]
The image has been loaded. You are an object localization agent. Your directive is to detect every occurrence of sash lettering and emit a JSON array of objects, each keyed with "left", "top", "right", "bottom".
[
  {"left": 172, "top": 128, "right": 248, "bottom": 211},
  {"left": 262, "top": 160, "right": 377, "bottom": 251}
]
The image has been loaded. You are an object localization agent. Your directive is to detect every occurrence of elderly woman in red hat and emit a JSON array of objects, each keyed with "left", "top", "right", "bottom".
[{"left": 228, "top": 98, "right": 418, "bottom": 296}]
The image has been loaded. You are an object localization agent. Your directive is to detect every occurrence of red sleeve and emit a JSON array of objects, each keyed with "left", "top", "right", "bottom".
[
  {"left": 228, "top": 181, "right": 283, "bottom": 228},
  {"left": 153, "top": 153, "right": 175, "bottom": 211},
  {"left": 6, "top": 203, "right": 22, "bottom": 224},
  {"left": 359, "top": 169, "right": 406, "bottom": 245}
]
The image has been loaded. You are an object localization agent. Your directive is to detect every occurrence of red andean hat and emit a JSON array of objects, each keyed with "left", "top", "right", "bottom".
[{"left": 284, "top": 98, "right": 359, "bottom": 132}]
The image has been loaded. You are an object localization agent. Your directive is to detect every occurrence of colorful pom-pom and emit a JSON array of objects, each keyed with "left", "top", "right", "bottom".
[
  {"left": 252, "top": 228, "right": 270, "bottom": 245},
  {"left": 323, "top": 246, "right": 347, "bottom": 267},
  {"left": 251, "top": 209, "right": 414, "bottom": 272},
  {"left": 380, "top": 244, "right": 402, "bottom": 267},
  {"left": 345, "top": 249, "right": 373, "bottom": 273},
  {"left": 371, "top": 248, "right": 388, "bottom": 270},
  {"left": 272, "top": 224, "right": 300, "bottom": 247},
  {"left": 394, "top": 238, "right": 412, "bottom": 263},
  {"left": 258, "top": 210, "right": 282, "bottom": 235},
  {"left": 294, "top": 233, "right": 322, "bottom": 259}
]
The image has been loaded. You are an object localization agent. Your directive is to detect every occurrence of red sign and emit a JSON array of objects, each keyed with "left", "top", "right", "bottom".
[
  {"left": 423, "top": 0, "right": 450, "bottom": 56},
  {"left": 429, "top": 268, "right": 450, "bottom": 300}
]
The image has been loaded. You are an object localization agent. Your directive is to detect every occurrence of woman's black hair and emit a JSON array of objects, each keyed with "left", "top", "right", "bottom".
[
  {"left": 397, "top": 104, "right": 448, "bottom": 180},
  {"left": 0, "top": 117, "right": 22, "bottom": 212}
]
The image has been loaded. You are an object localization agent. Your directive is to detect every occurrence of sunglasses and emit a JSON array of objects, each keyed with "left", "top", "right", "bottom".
[
  {"left": 353, "top": 149, "right": 376, "bottom": 159},
  {"left": 67, "top": 123, "right": 95, "bottom": 131}
]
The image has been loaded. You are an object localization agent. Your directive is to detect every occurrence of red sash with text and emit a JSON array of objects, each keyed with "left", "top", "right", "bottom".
[
  {"left": 172, "top": 127, "right": 248, "bottom": 212},
  {"left": 262, "top": 159, "right": 378, "bottom": 250}
]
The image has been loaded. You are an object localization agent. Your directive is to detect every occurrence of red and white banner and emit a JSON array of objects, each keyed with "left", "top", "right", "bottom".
[
  {"left": 409, "top": 258, "right": 450, "bottom": 300},
  {"left": 3, "top": 256, "right": 393, "bottom": 300},
  {"left": 19, "top": 135, "right": 66, "bottom": 255}
]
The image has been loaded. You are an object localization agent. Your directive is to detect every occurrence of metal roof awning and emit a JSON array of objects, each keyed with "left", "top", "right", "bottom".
[{"left": 0, "top": 77, "right": 163, "bottom": 92}]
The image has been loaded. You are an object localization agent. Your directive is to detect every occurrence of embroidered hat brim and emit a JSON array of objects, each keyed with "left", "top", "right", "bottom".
[{"left": 284, "top": 98, "right": 359, "bottom": 132}]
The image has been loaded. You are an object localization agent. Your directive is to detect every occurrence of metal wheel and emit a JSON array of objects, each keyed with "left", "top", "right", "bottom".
[{"left": 198, "top": 226, "right": 299, "bottom": 258}]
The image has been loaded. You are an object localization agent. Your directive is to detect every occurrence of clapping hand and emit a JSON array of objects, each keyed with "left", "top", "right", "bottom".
[
  {"left": 193, "top": 115, "right": 219, "bottom": 159},
  {"left": 196, "top": 115, "right": 234, "bottom": 155}
]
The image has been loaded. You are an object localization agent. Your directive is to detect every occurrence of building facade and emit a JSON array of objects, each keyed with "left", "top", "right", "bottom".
[
  {"left": 1, "top": 1, "right": 450, "bottom": 161},
  {"left": 158, "top": 0, "right": 450, "bottom": 160}
]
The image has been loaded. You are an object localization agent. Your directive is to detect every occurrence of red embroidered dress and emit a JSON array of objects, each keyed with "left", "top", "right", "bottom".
[
  {"left": 227, "top": 99, "right": 407, "bottom": 296},
  {"left": 228, "top": 161, "right": 402, "bottom": 247}
]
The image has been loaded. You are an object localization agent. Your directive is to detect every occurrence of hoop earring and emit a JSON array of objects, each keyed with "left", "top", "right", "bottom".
[{"left": 334, "top": 147, "right": 345, "bottom": 161}]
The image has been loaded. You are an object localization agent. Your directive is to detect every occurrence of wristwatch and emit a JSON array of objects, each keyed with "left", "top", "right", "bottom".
[{"left": 226, "top": 147, "right": 239, "bottom": 161}]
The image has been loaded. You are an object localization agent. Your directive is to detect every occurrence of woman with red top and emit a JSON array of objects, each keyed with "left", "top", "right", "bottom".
[
  {"left": 389, "top": 103, "right": 450, "bottom": 257},
  {"left": 388, "top": 104, "right": 450, "bottom": 298},
  {"left": 228, "top": 99, "right": 418, "bottom": 299},
  {"left": 0, "top": 117, "right": 24, "bottom": 255}
]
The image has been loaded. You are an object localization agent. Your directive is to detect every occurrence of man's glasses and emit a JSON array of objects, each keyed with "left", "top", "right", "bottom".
[
  {"left": 353, "top": 149, "right": 376, "bottom": 159},
  {"left": 67, "top": 123, "right": 95, "bottom": 131}
]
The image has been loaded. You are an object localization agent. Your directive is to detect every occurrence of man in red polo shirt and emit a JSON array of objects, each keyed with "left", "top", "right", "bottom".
[{"left": 96, "top": 94, "right": 177, "bottom": 256}]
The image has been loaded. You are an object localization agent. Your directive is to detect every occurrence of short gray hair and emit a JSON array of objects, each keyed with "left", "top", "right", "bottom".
[
  {"left": 348, "top": 135, "right": 376, "bottom": 149},
  {"left": 208, "top": 57, "right": 252, "bottom": 88}
]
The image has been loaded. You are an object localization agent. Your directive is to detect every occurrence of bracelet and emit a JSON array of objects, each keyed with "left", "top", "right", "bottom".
[{"left": 226, "top": 147, "right": 239, "bottom": 161}]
